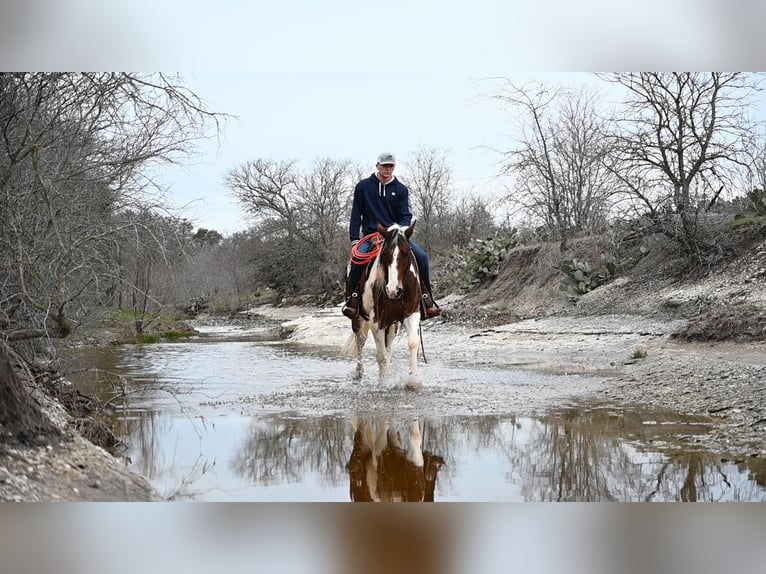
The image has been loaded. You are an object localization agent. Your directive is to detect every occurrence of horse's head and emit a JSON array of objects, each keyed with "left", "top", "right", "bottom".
[{"left": 376, "top": 222, "right": 416, "bottom": 300}]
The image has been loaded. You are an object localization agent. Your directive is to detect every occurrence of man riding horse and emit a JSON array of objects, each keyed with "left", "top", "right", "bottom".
[{"left": 342, "top": 151, "right": 441, "bottom": 320}]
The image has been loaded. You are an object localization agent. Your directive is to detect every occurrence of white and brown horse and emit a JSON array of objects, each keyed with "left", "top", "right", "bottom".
[
  {"left": 342, "top": 222, "right": 422, "bottom": 382},
  {"left": 347, "top": 416, "right": 444, "bottom": 502}
]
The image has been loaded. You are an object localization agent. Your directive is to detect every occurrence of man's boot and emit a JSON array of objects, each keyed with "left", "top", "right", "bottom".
[
  {"left": 342, "top": 292, "right": 360, "bottom": 319},
  {"left": 421, "top": 291, "right": 441, "bottom": 320}
]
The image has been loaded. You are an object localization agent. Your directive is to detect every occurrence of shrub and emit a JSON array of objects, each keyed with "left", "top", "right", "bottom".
[
  {"left": 444, "top": 231, "right": 517, "bottom": 291},
  {"left": 559, "top": 254, "right": 618, "bottom": 301},
  {"left": 631, "top": 348, "right": 647, "bottom": 359}
]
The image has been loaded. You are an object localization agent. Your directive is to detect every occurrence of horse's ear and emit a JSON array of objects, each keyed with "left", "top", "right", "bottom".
[
  {"left": 376, "top": 223, "right": 387, "bottom": 235},
  {"left": 405, "top": 219, "right": 416, "bottom": 239}
]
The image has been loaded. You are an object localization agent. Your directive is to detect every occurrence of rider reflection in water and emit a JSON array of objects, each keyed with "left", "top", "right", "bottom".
[{"left": 342, "top": 151, "right": 441, "bottom": 320}]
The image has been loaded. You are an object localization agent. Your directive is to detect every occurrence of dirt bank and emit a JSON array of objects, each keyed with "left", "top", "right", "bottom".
[{"left": 0, "top": 372, "right": 160, "bottom": 501}]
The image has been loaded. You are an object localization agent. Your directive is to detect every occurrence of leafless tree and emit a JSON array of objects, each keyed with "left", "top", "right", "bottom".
[
  {"left": 225, "top": 157, "right": 356, "bottom": 296},
  {"left": 0, "top": 73, "right": 223, "bottom": 443},
  {"left": 405, "top": 146, "right": 454, "bottom": 252},
  {"left": 441, "top": 193, "right": 501, "bottom": 248},
  {"left": 225, "top": 158, "right": 302, "bottom": 238},
  {"left": 491, "top": 80, "right": 614, "bottom": 249},
  {"left": 0, "top": 73, "right": 222, "bottom": 344},
  {"left": 599, "top": 72, "right": 762, "bottom": 260},
  {"left": 741, "top": 121, "right": 766, "bottom": 200},
  {"left": 297, "top": 157, "right": 355, "bottom": 252},
  {"left": 162, "top": 230, "right": 262, "bottom": 313},
  {"left": 112, "top": 211, "right": 190, "bottom": 334}
]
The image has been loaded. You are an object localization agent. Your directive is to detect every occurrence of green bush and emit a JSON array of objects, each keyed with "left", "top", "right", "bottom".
[
  {"left": 631, "top": 348, "right": 647, "bottom": 359},
  {"left": 446, "top": 232, "right": 517, "bottom": 291},
  {"left": 559, "top": 254, "right": 618, "bottom": 301},
  {"left": 130, "top": 334, "right": 159, "bottom": 344},
  {"left": 162, "top": 330, "right": 195, "bottom": 342}
]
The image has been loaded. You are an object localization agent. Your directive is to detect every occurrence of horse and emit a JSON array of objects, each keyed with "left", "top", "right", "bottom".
[
  {"left": 346, "top": 416, "right": 444, "bottom": 502},
  {"left": 342, "top": 222, "right": 422, "bottom": 382}
]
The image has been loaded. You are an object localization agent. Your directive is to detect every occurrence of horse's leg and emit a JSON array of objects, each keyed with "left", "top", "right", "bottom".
[
  {"left": 384, "top": 323, "right": 399, "bottom": 352},
  {"left": 402, "top": 313, "right": 421, "bottom": 377},
  {"left": 353, "top": 321, "right": 370, "bottom": 379},
  {"left": 366, "top": 417, "right": 389, "bottom": 501},
  {"left": 381, "top": 324, "right": 400, "bottom": 381},
  {"left": 371, "top": 326, "right": 388, "bottom": 381},
  {"left": 406, "top": 419, "right": 424, "bottom": 467}
]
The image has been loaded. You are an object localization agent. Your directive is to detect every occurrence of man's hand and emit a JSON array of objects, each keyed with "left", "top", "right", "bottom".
[{"left": 351, "top": 239, "right": 360, "bottom": 247}]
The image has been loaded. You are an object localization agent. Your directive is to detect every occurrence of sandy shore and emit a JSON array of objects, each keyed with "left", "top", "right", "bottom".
[{"left": 263, "top": 302, "right": 766, "bottom": 457}]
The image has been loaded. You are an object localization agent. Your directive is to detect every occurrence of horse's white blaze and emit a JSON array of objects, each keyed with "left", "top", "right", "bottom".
[{"left": 385, "top": 243, "right": 401, "bottom": 299}]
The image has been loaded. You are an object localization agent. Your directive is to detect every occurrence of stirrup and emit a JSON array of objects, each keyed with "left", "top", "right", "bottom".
[
  {"left": 342, "top": 293, "right": 359, "bottom": 319},
  {"left": 421, "top": 293, "right": 441, "bottom": 319}
]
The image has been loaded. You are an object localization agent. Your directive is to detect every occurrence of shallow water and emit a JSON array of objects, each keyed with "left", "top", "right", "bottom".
[{"left": 62, "top": 331, "right": 766, "bottom": 501}]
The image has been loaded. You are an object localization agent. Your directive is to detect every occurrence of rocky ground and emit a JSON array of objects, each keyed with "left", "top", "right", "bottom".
[
  {"left": 270, "top": 299, "right": 766, "bottom": 457},
  {"left": 2, "top": 233, "right": 765, "bottom": 501}
]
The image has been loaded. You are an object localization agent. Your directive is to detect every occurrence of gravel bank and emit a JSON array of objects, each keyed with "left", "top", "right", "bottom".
[{"left": 270, "top": 303, "right": 766, "bottom": 457}]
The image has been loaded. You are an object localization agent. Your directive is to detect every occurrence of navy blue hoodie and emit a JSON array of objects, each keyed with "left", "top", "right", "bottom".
[{"left": 348, "top": 173, "right": 413, "bottom": 241}]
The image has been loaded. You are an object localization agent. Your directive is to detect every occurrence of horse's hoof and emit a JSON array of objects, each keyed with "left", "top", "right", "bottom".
[{"left": 405, "top": 378, "right": 422, "bottom": 392}]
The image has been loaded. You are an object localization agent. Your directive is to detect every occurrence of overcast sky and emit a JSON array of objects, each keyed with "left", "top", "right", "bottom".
[
  {"left": 160, "top": 71, "right": 602, "bottom": 234},
  {"left": 3, "top": 1, "right": 765, "bottom": 234}
]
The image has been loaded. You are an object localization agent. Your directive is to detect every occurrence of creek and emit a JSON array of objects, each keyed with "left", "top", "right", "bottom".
[{"left": 62, "top": 325, "right": 766, "bottom": 501}]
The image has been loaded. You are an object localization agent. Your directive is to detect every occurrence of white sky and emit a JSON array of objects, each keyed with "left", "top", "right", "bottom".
[
  {"left": 3, "top": 1, "right": 766, "bottom": 235},
  {"left": 160, "top": 71, "right": 598, "bottom": 235}
]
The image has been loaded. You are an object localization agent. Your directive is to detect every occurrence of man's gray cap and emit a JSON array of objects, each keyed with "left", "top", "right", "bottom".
[{"left": 376, "top": 152, "right": 396, "bottom": 165}]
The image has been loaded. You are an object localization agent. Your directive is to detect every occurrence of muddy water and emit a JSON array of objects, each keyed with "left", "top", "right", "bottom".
[{"left": 62, "top": 329, "right": 766, "bottom": 501}]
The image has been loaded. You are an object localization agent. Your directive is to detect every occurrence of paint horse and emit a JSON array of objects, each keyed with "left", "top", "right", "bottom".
[
  {"left": 343, "top": 222, "right": 422, "bottom": 382},
  {"left": 347, "top": 416, "right": 444, "bottom": 502}
]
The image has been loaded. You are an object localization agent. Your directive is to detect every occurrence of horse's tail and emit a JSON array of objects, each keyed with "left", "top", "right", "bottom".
[
  {"left": 340, "top": 321, "right": 369, "bottom": 359},
  {"left": 340, "top": 333, "right": 359, "bottom": 358}
]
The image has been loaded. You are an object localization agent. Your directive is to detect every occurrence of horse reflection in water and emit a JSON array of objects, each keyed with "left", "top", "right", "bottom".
[
  {"left": 347, "top": 417, "right": 444, "bottom": 502},
  {"left": 342, "top": 222, "right": 422, "bottom": 383}
]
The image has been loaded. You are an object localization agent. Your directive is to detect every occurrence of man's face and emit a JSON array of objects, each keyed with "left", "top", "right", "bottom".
[{"left": 376, "top": 162, "right": 395, "bottom": 179}]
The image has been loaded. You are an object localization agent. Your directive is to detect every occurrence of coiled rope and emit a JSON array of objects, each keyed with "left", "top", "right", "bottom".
[{"left": 349, "top": 232, "right": 383, "bottom": 265}]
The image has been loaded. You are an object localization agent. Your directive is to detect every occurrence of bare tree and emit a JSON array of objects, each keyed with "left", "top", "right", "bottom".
[
  {"left": 0, "top": 73, "right": 222, "bottom": 343},
  {"left": 225, "top": 157, "right": 356, "bottom": 296},
  {"left": 741, "top": 121, "right": 766, "bottom": 200},
  {"left": 441, "top": 193, "right": 501, "bottom": 248},
  {"left": 225, "top": 158, "right": 302, "bottom": 238},
  {"left": 406, "top": 146, "right": 454, "bottom": 252},
  {"left": 491, "top": 80, "right": 614, "bottom": 249},
  {"left": 599, "top": 72, "right": 762, "bottom": 260},
  {"left": 297, "top": 157, "right": 354, "bottom": 250}
]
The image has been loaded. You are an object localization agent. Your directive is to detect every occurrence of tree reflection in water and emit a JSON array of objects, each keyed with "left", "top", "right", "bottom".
[
  {"left": 515, "top": 406, "right": 766, "bottom": 502},
  {"left": 232, "top": 415, "right": 351, "bottom": 486},
  {"left": 119, "top": 402, "right": 765, "bottom": 501}
]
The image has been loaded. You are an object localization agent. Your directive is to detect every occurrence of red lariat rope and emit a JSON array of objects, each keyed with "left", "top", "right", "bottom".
[{"left": 349, "top": 232, "right": 383, "bottom": 265}]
